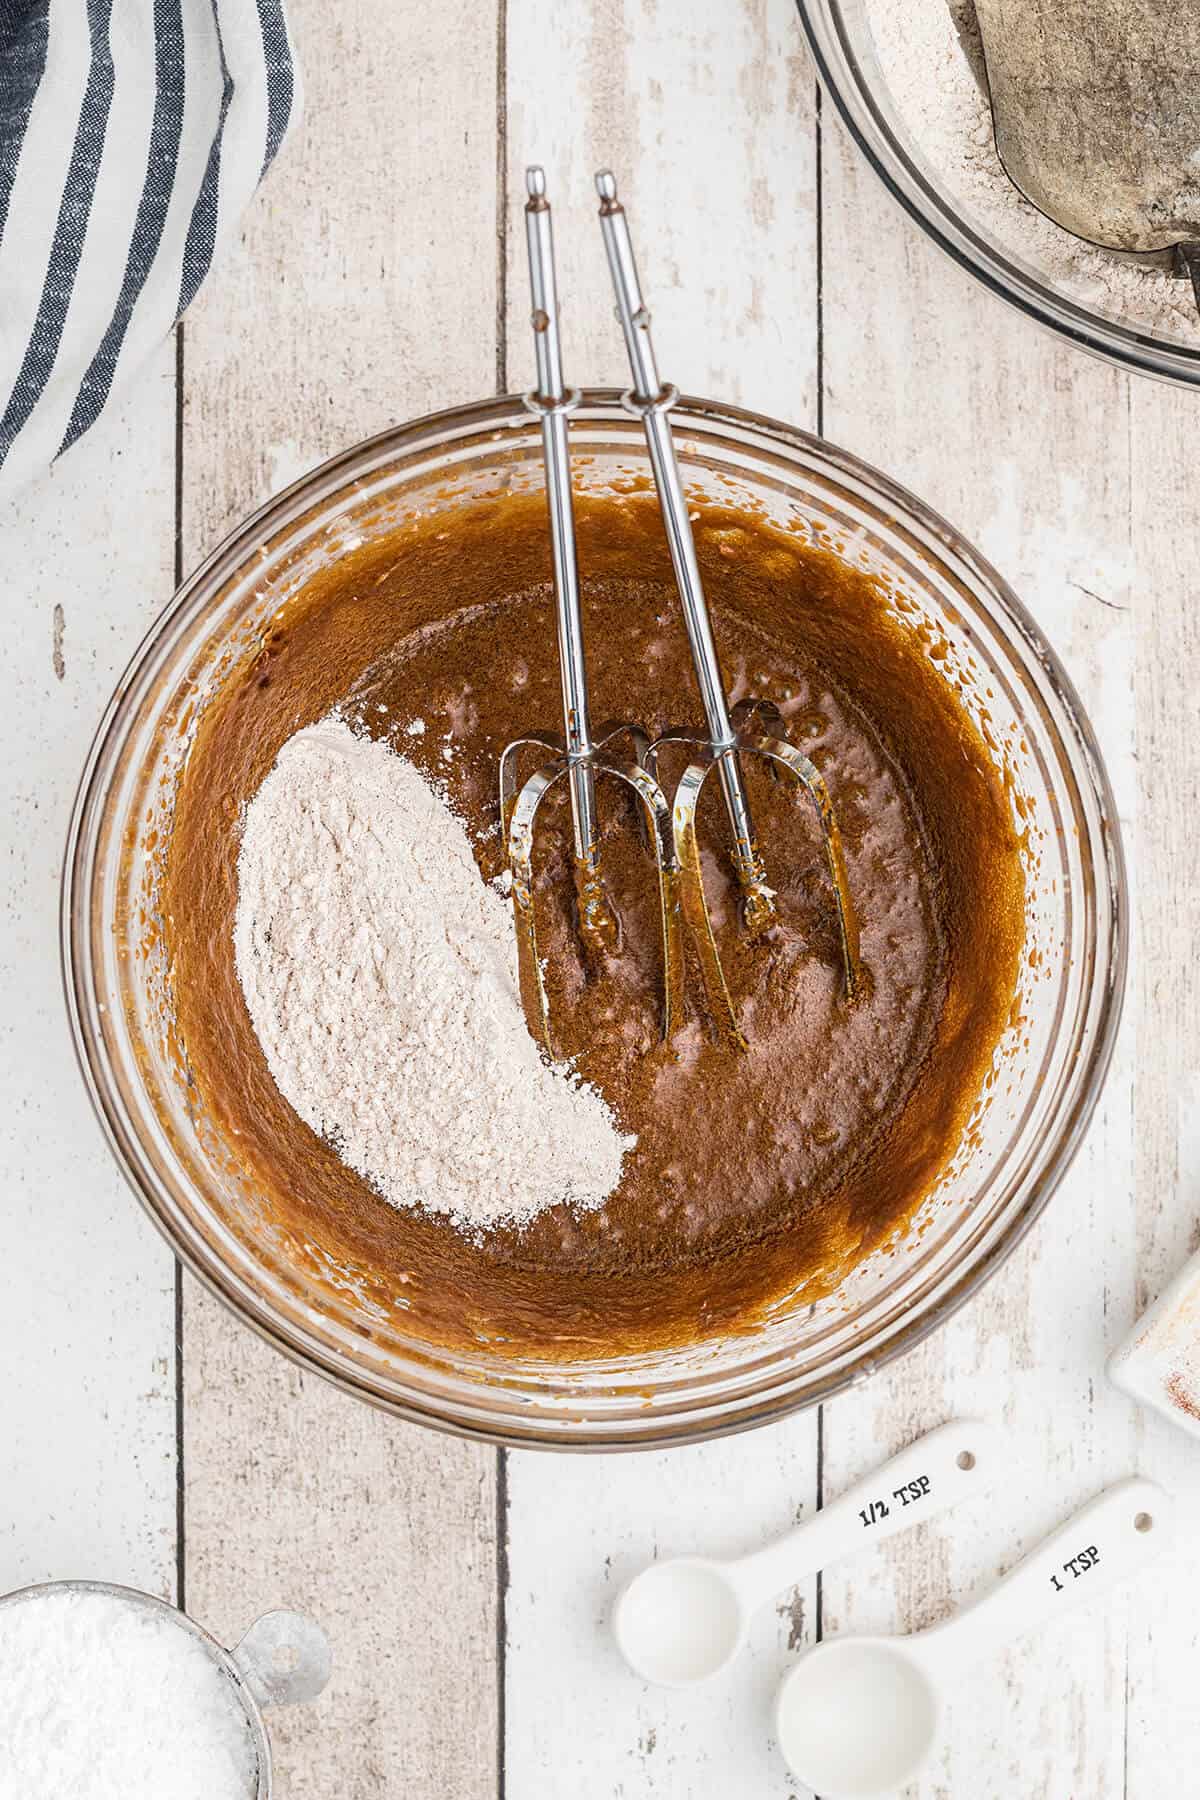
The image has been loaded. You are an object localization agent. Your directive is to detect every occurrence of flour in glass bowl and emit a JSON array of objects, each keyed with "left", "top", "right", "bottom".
[
  {"left": 864, "top": 0, "right": 1200, "bottom": 340},
  {"left": 233, "top": 720, "right": 633, "bottom": 1235},
  {"left": 0, "top": 1588, "right": 256, "bottom": 1800}
]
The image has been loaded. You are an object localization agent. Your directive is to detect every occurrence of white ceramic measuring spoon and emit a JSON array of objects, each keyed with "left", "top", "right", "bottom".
[
  {"left": 613, "top": 1418, "right": 1000, "bottom": 1686},
  {"left": 774, "top": 1475, "right": 1173, "bottom": 1800}
]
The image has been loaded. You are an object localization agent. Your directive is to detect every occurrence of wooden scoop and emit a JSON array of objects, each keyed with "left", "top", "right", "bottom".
[{"left": 972, "top": 0, "right": 1200, "bottom": 309}]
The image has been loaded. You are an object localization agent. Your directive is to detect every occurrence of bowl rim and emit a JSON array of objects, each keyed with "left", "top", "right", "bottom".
[
  {"left": 60, "top": 388, "right": 1129, "bottom": 1450},
  {"left": 795, "top": 0, "right": 1200, "bottom": 387}
]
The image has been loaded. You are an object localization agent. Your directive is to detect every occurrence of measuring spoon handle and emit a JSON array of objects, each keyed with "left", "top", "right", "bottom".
[
  {"left": 231, "top": 1609, "right": 332, "bottom": 1709},
  {"left": 733, "top": 1419, "right": 1002, "bottom": 1614},
  {"left": 916, "top": 1477, "right": 1173, "bottom": 1684}
]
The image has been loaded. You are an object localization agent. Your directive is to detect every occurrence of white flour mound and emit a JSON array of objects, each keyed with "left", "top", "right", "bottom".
[
  {"left": 0, "top": 1588, "right": 255, "bottom": 1800},
  {"left": 234, "top": 719, "right": 632, "bottom": 1235},
  {"left": 865, "top": 0, "right": 1200, "bottom": 340}
]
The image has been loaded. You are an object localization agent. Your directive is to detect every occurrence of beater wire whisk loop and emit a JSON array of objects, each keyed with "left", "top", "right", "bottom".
[
  {"left": 500, "top": 163, "right": 861, "bottom": 1059},
  {"left": 500, "top": 167, "right": 685, "bottom": 1061},
  {"left": 594, "top": 167, "right": 862, "bottom": 1038}
]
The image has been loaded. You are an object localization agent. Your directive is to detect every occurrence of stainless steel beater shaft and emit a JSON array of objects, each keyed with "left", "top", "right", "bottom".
[
  {"left": 523, "top": 166, "right": 609, "bottom": 930},
  {"left": 595, "top": 168, "right": 775, "bottom": 938}
]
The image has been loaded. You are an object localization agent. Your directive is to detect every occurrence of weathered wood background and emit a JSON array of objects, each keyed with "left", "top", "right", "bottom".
[{"left": 4, "top": 1, "right": 1198, "bottom": 1794}]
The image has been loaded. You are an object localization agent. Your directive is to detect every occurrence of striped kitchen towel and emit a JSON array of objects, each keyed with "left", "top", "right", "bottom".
[{"left": 0, "top": 0, "right": 299, "bottom": 499}]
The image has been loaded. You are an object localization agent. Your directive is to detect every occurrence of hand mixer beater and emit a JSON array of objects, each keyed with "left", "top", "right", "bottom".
[
  {"left": 502, "top": 167, "right": 861, "bottom": 1057},
  {"left": 500, "top": 168, "right": 685, "bottom": 1060},
  {"left": 595, "top": 170, "right": 861, "bottom": 1044}
]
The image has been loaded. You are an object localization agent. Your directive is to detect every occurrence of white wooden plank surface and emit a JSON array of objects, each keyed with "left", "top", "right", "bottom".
[
  {"left": 176, "top": 2, "right": 502, "bottom": 1795},
  {"left": 0, "top": 358, "right": 178, "bottom": 1598},
  {"left": 503, "top": 4, "right": 823, "bottom": 1796},
  {"left": 1123, "top": 379, "right": 1200, "bottom": 1800},
  {"left": 504, "top": 0, "right": 820, "bottom": 418},
  {"left": 5, "top": 4, "right": 1200, "bottom": 1796},
  {"left": 182, "top": 1285, "right": 498, "bottom": 1799},
  {"left": 818, "top": 104, "right": 1143, "bottom": 1799}
]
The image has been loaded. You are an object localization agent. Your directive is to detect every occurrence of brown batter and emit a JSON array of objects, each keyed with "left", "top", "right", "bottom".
[{"left": 164, "top": 489, "right": 1024, "bottom": 1357}]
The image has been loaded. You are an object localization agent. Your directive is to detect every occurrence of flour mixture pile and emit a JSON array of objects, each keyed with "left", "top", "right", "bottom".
[
  {"left": 866, "top": 0, "right": 1200, "bottom": 338},
  {"left": 233, "top": 720, "right": 632, "bottom": 1235},
  {"left": 0, "top": 1589, "right": 255, "bottom": 1800}
]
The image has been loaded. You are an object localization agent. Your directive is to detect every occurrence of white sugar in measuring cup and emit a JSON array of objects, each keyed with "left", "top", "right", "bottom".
[
  {"left": 0, "top": 1580, "right": 331, "bottom": 1798},
  {"left": 613, "top": 1419, "right": 1000, "bottom": 1686},
  {"left": 774, "top": 1476, "right": 1172, "bottom": 1799}
]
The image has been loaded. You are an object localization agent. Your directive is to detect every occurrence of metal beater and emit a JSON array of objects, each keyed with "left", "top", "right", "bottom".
[
  {"left": 594, "top": 169, "right": 861, "bottom": 1044},
  {"left": 500, "top": 167, "right": 684, "bottom": 1060}
]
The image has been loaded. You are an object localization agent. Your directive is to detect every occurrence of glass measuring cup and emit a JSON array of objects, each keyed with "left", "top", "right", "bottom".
[{"left": 0, "top": 1579, "right": 331, "bottom": 1797}]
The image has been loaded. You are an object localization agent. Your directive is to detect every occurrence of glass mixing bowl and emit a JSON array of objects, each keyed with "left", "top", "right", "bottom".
[
  {"left": 797, "top": 0, "right": 1200, "bottom": 385},
  {"left": 62, "top": 393, "right": 1125, "bottom": 1448}
]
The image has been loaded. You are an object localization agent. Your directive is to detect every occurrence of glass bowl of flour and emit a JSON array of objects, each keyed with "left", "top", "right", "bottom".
[{"left": 798, "top": 0, "right": 1200, "bottom": 383}]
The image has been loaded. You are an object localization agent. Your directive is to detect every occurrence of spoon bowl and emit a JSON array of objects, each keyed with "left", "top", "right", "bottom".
[
  {"left": 775, "top": 1637, "right": 939, "bottom": 1798},
  {"left": 613, "top": 1558, "right": 746, "bottom": 1685}
]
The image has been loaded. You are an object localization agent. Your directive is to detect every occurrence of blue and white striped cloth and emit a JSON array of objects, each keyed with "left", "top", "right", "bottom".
[{"left": 0, "top": 0, "right": 298, "bottom": 498}]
